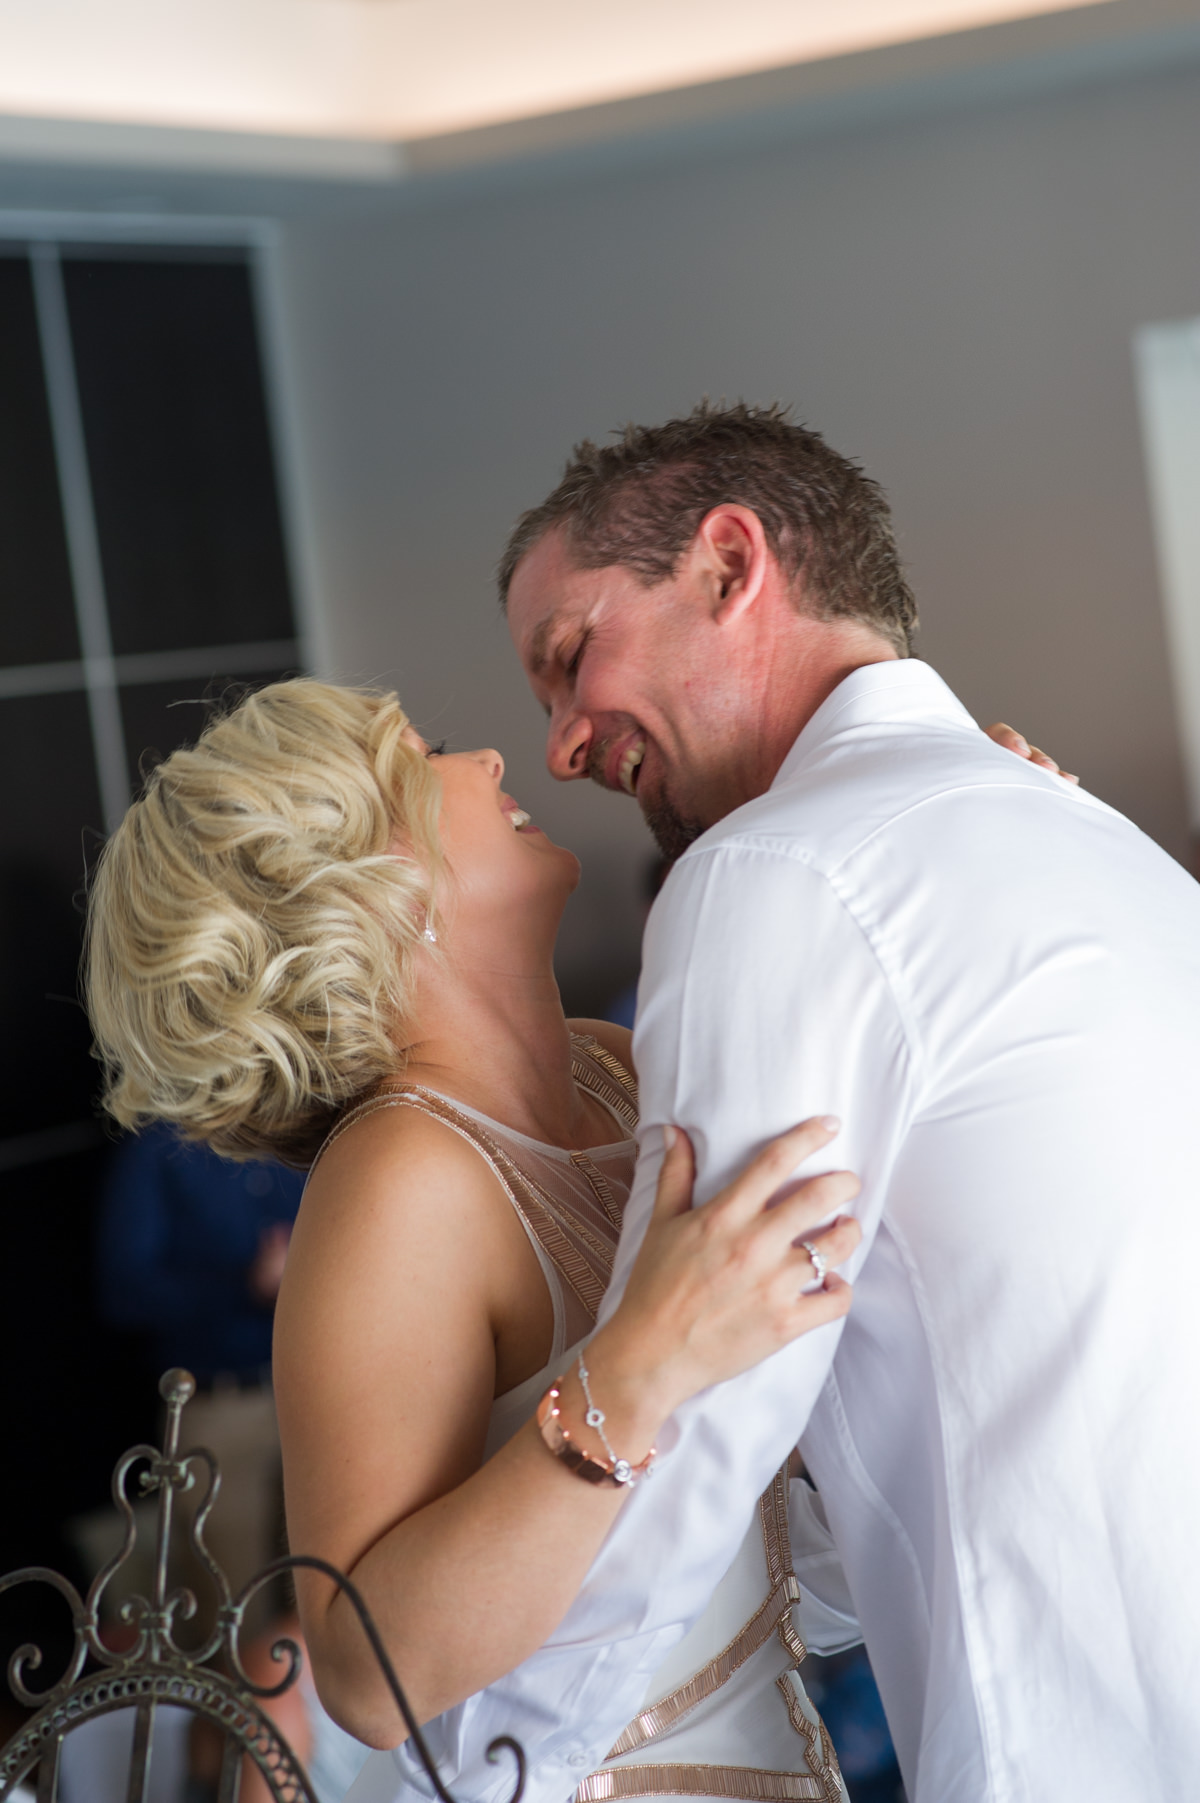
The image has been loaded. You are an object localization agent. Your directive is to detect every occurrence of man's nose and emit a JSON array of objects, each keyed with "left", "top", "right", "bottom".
[{"left": 546, "top": 708, "right": 591, "bottom": 783}]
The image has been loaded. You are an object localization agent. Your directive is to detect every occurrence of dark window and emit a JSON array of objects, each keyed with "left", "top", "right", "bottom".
[
  {"left": 63, "top": 253, "right": 294, "bottom": 657},
  {"left": 121, "top": 666, "right": 297, "bottom": 792},
  {"left": 0, "top": 254, "right": 80, "bottom": 666},
  {"left": 0, "top": 238, "right": 302, "bottom": 1671},
  {"left": 0, "top": 690, "right": 104, "bottom": 1140}
]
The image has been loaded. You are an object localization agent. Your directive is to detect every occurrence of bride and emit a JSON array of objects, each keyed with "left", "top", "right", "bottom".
[{"left": 84, "top": 679, "right": 1045, "bottom": 1802}]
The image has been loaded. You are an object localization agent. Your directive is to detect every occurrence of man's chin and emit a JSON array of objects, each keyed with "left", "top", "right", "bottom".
[{"left": 641, "top": 790, "right": 706, "bottom": 862}]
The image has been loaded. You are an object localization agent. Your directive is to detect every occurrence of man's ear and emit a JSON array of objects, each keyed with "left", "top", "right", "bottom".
[{"left": 695, "top": 505, "right": 770, "bottom": 625}]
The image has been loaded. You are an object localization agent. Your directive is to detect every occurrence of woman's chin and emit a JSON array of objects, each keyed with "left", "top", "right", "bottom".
[{"left": 532, "top": 834, "right": 581, "bottom": 884}]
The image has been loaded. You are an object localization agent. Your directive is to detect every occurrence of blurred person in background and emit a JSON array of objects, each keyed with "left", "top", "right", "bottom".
[{"left": 96, "top": 1126, "right": 305, "bottom": 1626}]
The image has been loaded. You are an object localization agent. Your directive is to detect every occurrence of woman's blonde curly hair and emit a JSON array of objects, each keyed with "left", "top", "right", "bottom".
[{"left": 85, "top": 679, "right": 442, "bottom": 1167}]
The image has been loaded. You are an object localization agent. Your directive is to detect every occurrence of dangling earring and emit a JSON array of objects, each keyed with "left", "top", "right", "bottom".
[{"left": 423, "top": 922, "right": 438, "bottom": 945}]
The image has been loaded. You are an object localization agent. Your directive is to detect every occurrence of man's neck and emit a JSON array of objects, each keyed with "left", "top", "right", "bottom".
[
  {"left": 784, "top": 640, "right": 901, "bottom": 755},
  {"left": 720, "top": 625, "right": 901, "bottom": 820}
]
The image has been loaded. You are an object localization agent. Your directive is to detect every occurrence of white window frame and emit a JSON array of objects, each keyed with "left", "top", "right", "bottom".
[{"left": 1134, "top": 315, "right": 1200, "bottom": 833}]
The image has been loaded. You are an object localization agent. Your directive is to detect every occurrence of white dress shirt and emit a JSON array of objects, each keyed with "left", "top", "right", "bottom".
[{"left": 372, "top": 659, "right": 1200, "bottom": 1803}]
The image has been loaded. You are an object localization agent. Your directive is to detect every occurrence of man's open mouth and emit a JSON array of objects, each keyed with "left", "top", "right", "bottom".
[{"left": 617, "top": 740, "right": 645, "bottom": 796}]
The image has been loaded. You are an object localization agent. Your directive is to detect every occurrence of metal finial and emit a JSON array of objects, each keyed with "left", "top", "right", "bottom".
[
  {"left": 158, "top": 1368, "right": 196, "bottom": 1407},
  {"left": 0, "top": 1371, "right": 526, "bottom": 1803}
]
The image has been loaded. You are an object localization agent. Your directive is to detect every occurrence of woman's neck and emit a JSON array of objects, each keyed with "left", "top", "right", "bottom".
[{"left": 398, "top": 959, "right": 610, "bottom": 1151}]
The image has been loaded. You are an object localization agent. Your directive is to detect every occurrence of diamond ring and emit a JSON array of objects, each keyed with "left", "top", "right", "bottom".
[{"left": 800, "top": 1239, "right": 827, "bottom": 1287}]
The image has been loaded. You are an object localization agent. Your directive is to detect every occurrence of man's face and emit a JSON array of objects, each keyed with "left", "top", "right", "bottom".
[{"left": 506, "top": 527, "right": 756, "bottom": 857}]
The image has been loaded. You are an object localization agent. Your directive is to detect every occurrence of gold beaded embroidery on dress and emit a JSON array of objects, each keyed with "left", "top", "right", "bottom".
[{"left": 580, "top": 1466, "right": 845, "bottom": 1803}]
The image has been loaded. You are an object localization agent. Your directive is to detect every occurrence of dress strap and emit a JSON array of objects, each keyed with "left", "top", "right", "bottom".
[{"left": 311, "top": 1084, "right": 613, "bottom": 1322}]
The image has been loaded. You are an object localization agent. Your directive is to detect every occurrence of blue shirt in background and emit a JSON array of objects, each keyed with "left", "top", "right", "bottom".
[{"left": 96, "top": 1124, "right": 306, "bottom": 1382}]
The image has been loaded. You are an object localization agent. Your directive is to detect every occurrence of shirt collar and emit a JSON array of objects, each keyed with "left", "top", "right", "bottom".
[{"left": 774, "top": 658, "right": 977, "bottom": 788}]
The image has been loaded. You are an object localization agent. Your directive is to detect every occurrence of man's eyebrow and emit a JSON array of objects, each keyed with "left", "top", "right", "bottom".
[{"left": 527, "top": 615, "right": 556, "bottom": 679}]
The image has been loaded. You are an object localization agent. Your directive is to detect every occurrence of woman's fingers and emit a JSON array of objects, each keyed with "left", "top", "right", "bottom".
[
  {"left": 793, "top": 1214, "right": 862, "bottom": 1288},
  {"left": 1028, "top": 746, "right": 1080, "bottom": 784},
  {"left": 790, "top": 1271, "right": 854, "bottom": 1330},
  {"left": 986, "top": 721, "right": 1029, "bottom": 756},
  {"left": 986, "top": 722, "right": 1079, "bottom": 785},
  {"left": 611, "top": 1120, "right": 865, "bottom": 1410},
  {"left": 704, "top": 1116, "right": 844, "bottom": 1226},
  {"left": 650, "top": 1124, "right": 697, "bottom": 1221},
  {"left": 765, "top": 1167, "right": 861, "bottom": 1246}
]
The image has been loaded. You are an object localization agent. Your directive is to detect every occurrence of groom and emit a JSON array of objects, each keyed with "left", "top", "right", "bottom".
[{"left": 429, "top": 406, "right": 1200, "bottom": 1801}]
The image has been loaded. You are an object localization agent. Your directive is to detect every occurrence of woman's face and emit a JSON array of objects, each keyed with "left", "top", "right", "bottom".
[{"left": 402, "top": 730, "right": 580, "bottom": 957}]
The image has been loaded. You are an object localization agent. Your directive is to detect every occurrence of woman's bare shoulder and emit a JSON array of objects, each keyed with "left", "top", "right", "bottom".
[
  {"left": 281, "top": 1103, "right": 506, "bottom": 1328},
  {"left": 568, "top": 1017, "right": 634, "bottom": 1074},
  {"left": 307, "top": 1096, "right": 494, "bottom": 1195}
]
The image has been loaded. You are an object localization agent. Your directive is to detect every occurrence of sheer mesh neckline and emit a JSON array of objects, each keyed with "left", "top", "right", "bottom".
[
  {"left": 378, "top": 1033, "right": 636, "bottom": 1159},
  {"left": 432, "top": 1089, "right": 633, "bottom": 1158}
]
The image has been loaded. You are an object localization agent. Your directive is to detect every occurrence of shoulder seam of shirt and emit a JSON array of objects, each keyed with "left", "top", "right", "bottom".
[
  {"left": 691, "top": 777, "right": 1094, "bottom": 886},
  {"left": 675, "top": 840, "right": 927, "bottom": 1097},
  {"left": 789, "top": 662, "right": 965, "bottom": 739}
]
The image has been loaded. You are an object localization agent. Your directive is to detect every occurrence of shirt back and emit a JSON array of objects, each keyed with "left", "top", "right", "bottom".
[{"left": 630, "top": 660, "right": 1200, "bottom": 1801}]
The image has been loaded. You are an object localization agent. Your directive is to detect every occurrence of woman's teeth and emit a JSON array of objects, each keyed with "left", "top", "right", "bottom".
[
  {"left": 618, "top": 742, "right": 645, "bottom": 796},
  {"left": 510, "top": 808, "right": 532, "bottom": 830}
]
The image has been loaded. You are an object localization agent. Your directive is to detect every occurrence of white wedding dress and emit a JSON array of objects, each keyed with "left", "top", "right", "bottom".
[{"left": 341, "top": 1038, "right": 858, "bottom": 1803}]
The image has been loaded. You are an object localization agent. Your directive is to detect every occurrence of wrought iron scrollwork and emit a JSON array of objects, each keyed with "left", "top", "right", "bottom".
[{"left": 0, "top": 1368, "right": 526, "bottom": 1803}]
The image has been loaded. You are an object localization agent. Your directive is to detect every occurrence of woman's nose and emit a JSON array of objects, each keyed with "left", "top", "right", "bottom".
[{"left": 470, "top": 747, "right": 505, "bottom": 782}]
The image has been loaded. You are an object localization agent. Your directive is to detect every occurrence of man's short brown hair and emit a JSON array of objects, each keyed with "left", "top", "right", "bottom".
[{"left": 498, "top": 401, "right": 917, "bottom": 656}]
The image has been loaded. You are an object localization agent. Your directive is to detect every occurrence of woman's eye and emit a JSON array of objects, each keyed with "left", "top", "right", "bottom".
[{"left": 426, "top": 740, "right": 448, "bottom": 758}]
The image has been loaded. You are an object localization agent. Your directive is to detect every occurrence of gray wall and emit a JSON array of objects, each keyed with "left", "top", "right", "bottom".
[{"left": 275, "top": 56, "right": 1200, "bottom": 1010}]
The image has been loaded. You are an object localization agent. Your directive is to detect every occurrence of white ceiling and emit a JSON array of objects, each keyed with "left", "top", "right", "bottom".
[{"left": 0, "top": 0, "right": 1113, "bottom": 143}]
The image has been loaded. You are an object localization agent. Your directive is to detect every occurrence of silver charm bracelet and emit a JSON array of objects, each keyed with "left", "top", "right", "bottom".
[{"left": 577, "top": 1351, "right": 654, "bottom": 1487}]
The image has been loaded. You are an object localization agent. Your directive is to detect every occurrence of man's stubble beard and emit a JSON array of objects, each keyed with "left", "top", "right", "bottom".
[
  {"left": 640, "top": 789, "right": 706, "bottom": 861},
  {"left": 584, "top": 738, "right": 705, "bottom": 860}
]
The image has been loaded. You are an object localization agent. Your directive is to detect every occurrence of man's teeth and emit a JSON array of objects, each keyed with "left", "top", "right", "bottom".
[
  {"left": 510, "top": 808, "right": 532, "bottom": 830},
  {"left": 618, "top": 743, "right": 645, "bottom": 796}
]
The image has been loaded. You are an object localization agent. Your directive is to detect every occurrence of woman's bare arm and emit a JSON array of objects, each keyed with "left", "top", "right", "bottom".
[{"left": 275, "top": 1110, "right": 858, "bottom": 1749}]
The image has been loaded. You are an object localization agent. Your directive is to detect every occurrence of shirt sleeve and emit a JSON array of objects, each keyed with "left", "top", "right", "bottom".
[{"left": 391, "top": 841, "right": 917, "bottom": 1803}]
